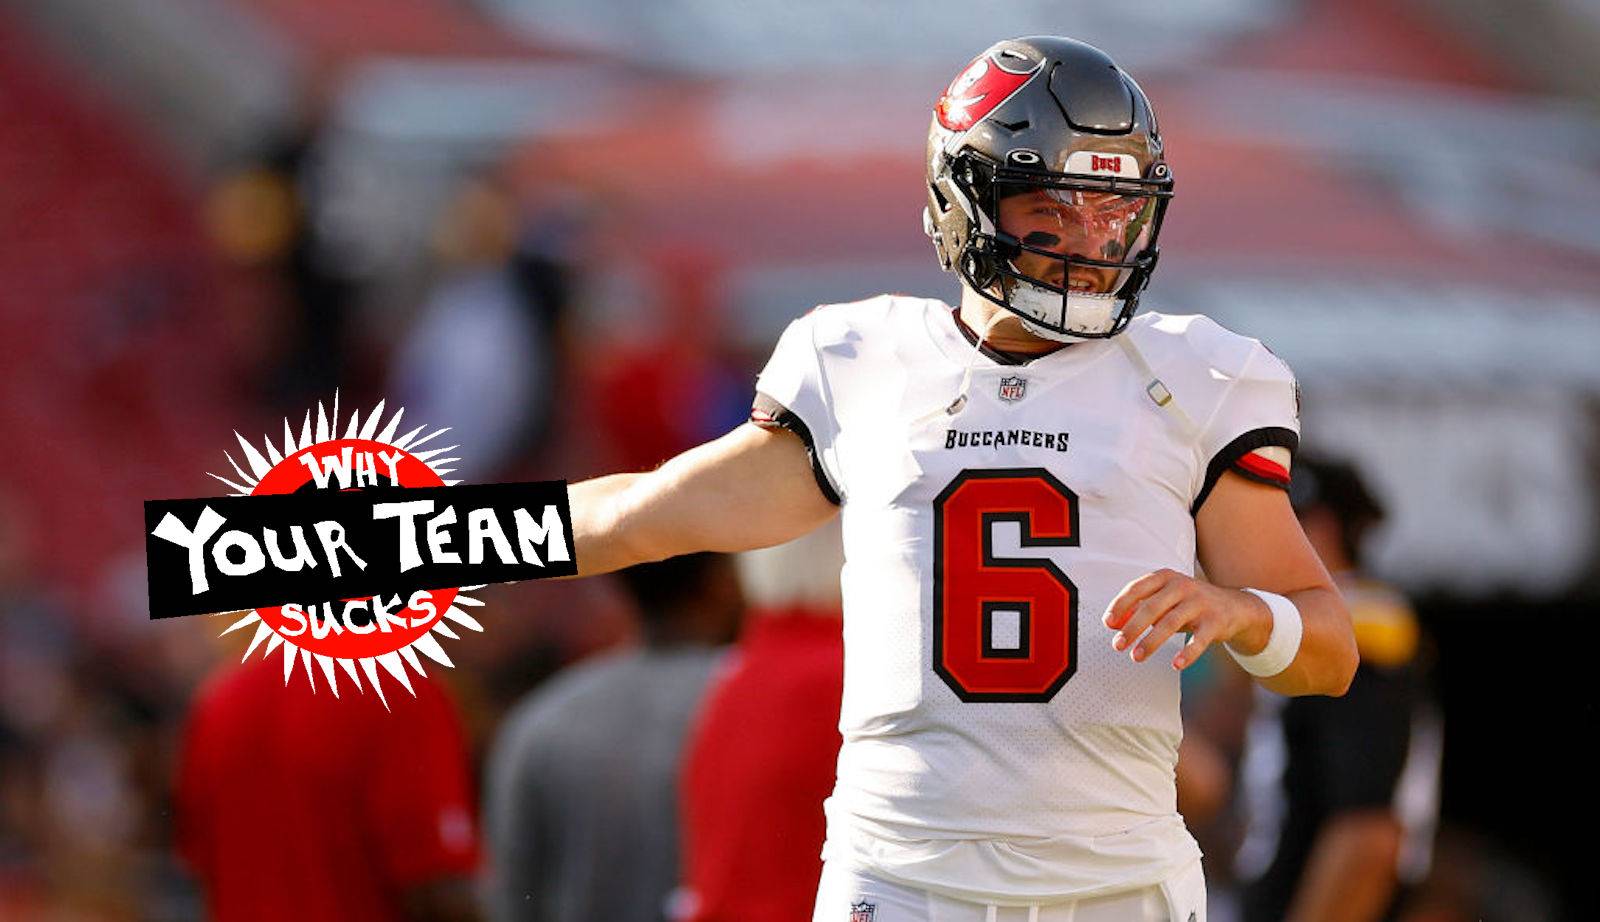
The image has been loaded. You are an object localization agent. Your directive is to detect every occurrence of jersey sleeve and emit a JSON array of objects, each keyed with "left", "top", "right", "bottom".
[
  {"left": 1192, "top": 326, "right": 1301, "bottom": 514},
  {"left": 752, "top": 311, "right": 843, "bottom": 504}
]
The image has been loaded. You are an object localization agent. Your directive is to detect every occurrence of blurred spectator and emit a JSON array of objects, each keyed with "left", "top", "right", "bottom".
[
  {"left": 588, "top": 245, "right": 752, "bottom": 473},
  {"left": 676, "top": 519, "right": 845, "bottom": 922},
  {"left": 204, "top": 124, "right": 359, "bottom": 410},
  {"left": 174, "top": 655, "right": 482, "bottom": 921},
  {"left": 1173, "top": 606, "right": 1262, "bottom": 892},
  {"left": 388, "top": 173, "right": 568, "bottom": 482},
  {"left": 1173, "top": 706, "right": 1237, "bottom": 849},
  {"left": 505, "top": 158, "right": 590, "bottom": 464},
  {"left": 483, "top": 552, "right": 742, "bottom": 922},
  {"left": 441, "top": 577, "right": 638, "bottom": 766},
  {"left": 0, "top": 489, "right": 148, "bottom": 918},
  {"left": 202, "top": 147, "right": 303, "bottom": 397},
  {"left": 1232, "top": 456, "right": 1443, "bottom": 922}
]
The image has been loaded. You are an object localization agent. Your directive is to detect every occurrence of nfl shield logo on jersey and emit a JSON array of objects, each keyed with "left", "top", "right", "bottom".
[
  {"left": 998, "top": 375, "right": 1026, "bottom": 402},
  {"left": 849, "top": 901, "right": 876, "bottom": 921}
]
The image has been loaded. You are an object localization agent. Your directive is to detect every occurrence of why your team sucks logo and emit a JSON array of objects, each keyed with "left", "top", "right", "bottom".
[{"left": 144, "top": 396, "right": 575, "bottom": 705}]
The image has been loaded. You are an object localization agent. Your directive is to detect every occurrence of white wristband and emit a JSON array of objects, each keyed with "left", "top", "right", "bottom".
[{"left": 1226, "top": 589, "right": 1303, "bottom": 678}]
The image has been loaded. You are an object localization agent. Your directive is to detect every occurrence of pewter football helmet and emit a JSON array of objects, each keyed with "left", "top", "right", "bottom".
[{"left": 925, "top": 36, "right": 1173, "bottom": 341}]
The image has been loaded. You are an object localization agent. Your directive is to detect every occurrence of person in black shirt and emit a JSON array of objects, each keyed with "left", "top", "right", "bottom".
[{"left": 1233, "top": 456, "right": 1442, "bottom": 922}]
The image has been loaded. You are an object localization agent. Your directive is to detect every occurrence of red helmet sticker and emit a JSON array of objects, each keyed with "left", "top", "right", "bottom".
[{"left": 935, "top": 53, "right": 1039, "bottom": 132}]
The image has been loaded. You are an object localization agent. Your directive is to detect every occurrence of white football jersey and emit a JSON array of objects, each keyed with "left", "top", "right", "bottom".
[{"left": 754, "top": 295, "right": 1299, "bottom": 903}]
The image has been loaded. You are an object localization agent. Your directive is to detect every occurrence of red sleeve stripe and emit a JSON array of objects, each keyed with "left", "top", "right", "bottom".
[{"left": 1234, "top": 451, "right": 1290, "bottom": 485}]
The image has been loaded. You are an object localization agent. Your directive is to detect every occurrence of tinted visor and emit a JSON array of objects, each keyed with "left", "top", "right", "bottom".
[{"left": 996, "top": 184, "right": 1159, "bottom": 279}]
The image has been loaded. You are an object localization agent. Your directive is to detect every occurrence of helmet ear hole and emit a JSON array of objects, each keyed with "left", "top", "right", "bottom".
[{"left": 960, "top": 250, "right": 996, "bottom": 290}]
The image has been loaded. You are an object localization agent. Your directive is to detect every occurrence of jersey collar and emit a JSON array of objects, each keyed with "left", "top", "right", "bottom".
[{"left": 948, "top": 307, "right": 1072, "bottom": 366}]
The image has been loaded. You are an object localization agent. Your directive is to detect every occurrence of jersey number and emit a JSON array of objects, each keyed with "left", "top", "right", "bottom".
[{"left": 933, "top": 469, "right": 1079, "bottom": 702}]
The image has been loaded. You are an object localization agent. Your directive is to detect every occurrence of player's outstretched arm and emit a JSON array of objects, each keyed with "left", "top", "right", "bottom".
[
  {"left": 1105, "top": 471, "right": 1357, "bottom": 697},
  {"left": 568, "top": 422, "right": 838, "bottom": 577}
]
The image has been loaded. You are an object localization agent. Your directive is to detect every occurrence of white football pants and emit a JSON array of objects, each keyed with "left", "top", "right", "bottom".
[{"left": 812, "top": 857, "right": 1205, "bottom": 922}]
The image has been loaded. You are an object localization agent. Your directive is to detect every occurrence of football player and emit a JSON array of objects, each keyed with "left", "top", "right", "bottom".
[{"left": 567, "top": 35, "right": 1357, "bottom": 922}]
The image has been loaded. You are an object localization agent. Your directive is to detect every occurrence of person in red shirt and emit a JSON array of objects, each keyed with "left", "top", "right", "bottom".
[
  {"left": 175, "top": 652, "right": 481, "bottom": 921},
  {"left": 677, "top": 520, "right": 845, "bottom": 922}
]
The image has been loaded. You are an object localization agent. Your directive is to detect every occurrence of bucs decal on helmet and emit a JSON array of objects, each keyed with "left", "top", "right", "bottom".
[{"left": 935, "top": 52, "right": 1040, "bottom": 132}]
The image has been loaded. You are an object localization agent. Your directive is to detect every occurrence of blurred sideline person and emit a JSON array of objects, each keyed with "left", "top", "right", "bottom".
[
  {"left": 591, "top": 245, "right": 753, "bottom": 474},
  {"left": 389, "top": 174, "right": 561, "bottom": 483},
  {"left": 1233, "top": 456, "right": 1442, "bottom": 922},
  {"left": 484, "top": 552, "right": 742, "bottom": 922},
  {"left": 677, "top": 518, "right": 846, "bottom": 922},
  {"left": 174, "top": 653, "right": 481, "bottom": 921},
  {"left": 202, "top": 125, "right": 356, "bottom": 410},
  {"left": 560, "top": 35, "right": 1355, "bottom": 922}
]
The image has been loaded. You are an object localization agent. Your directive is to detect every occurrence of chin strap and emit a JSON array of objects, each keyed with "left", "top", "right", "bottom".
[
  {"left": 1114, "top": 333, "right": 1198, "bottom": 439},
  {"left": 914, "top": 309, "right": 1011, "bottom": 426}
]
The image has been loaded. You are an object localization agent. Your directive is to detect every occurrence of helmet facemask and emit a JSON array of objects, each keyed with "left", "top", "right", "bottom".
[{"left": 969, "top": 164, "right": 1171, "bottom": 342}]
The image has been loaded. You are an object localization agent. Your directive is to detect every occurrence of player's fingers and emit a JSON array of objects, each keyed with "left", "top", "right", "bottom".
[
  {"left": 1158, "top": 598, "right": 1224, "bottom": 668},
  {"left": 1129, "top": 595, "right": 1205, "bottom": 662},
  {"left": 1169, "top": 600, "right": 1237, "bottom": 670},
  {"left": 1104, "top": 568, "right": 1178, "bottom": 630},
  {"left": 1113, "top": 578, "right": 1195, "bottom": 653},
  {"left": 1171, "top": 628, "right": 1215, "bottom": 671},
  {"left": 1104, "top": 578, "right": 1152, "bottom": 630}
]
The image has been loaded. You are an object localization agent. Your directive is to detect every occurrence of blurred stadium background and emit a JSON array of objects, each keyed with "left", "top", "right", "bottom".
[{"left": 0, "top": 0, "right": 1594, "bottom": 918}]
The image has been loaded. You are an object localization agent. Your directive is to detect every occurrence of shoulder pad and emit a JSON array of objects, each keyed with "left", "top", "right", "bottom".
[
  {"left": 805, "top": 295, "right": 945, "bottom": 348},
  {"left": 1132, "top": 312, "right": 1290, "bottom": 383}
]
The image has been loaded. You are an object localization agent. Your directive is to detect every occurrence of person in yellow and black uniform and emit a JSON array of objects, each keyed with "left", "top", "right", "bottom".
[{"left": 1233, "top": 456, "right": 1442, "bottom": 922}]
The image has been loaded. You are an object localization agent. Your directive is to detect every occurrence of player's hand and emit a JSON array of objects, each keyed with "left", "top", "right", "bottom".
[{"left": 1103, "top": 568, "right": 1272, "bottom": 671}]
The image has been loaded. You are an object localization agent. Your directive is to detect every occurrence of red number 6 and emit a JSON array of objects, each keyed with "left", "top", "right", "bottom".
[{"left": 933, "top": 468, "right": 1079, "bottom": 702}]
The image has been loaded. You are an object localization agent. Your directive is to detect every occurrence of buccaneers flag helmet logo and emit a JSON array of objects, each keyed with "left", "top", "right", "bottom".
[{"left": 935, "top": 52, "right": 1040, "bottom": 132}]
